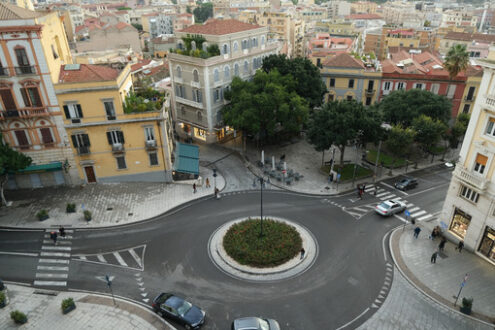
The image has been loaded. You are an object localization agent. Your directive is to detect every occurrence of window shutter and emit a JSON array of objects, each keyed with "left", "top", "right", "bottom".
[
  {"left": 82, "top": 134, "right": 90, "bottom": 147},
  {"left": 71, "top": 135, "right": 78, "bottom": 148},
  {"left": 20, "top": 88, "right": 30, "bottom": 107},
  {"left": 106, "top": 131, "right": 113, "bottom": 145},
  {"left": 117, "top": 131, "right": 124, "bottom": 144},
  {"left": 31, "top": 88, "right": 42, "bottom": 107},
  {"left": 476, "top": 154, "right": 488, "bottom": 166},
  {"left": 63, "top": 105, "right": 70, "bottom": 119},
  {"left": 76, "top": 104, "right": 83, "bottom": 118}
]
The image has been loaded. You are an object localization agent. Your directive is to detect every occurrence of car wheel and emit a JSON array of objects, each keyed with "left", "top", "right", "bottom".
[{"left": 185, "top": 325, "right": 192, "bottom": 330}]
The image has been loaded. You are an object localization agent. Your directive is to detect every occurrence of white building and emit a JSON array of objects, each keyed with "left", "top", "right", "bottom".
[{"left": 168, "top": 19, "right": 280, "bottom": 143}]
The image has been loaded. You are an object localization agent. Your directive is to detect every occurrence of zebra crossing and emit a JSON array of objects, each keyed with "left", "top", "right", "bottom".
[
  {"left": 34, "top": 229, "right": 74, "bottom": 287},
  {"left": 342, "top": 184, "right": 435, "bottom": 222},
  {"left": 73, "top": 245, "right": 145, "bottom": 271}
]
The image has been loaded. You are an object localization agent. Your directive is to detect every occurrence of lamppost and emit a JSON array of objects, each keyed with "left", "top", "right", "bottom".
[
  {"left": 374, "top": 123, "right": 392, "bottom": 183},
  {"left": 352, "top": 130, "right": 364, "bottom": 187},
  {"left": 258, "top": 176, "right": 269, "bottom": 238}
]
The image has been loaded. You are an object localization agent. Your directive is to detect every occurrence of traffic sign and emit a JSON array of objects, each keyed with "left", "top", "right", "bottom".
[{"left": 405, "top": 210, "right": 410, "bottom": 217}]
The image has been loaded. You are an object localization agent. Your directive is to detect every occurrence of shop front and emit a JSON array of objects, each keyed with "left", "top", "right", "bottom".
[
  {"left": 449, "top": 208, "right": 472, "bottom": 239},
  {"left": 478, "top": 226, "right": 495, "bottom": 263}
]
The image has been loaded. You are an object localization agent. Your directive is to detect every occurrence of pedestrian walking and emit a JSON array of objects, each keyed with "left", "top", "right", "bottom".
[
  {"left": 455, "top": 240, "right": 464, "bottom": 253},
  {"left": 431, "top": 251, "right": 438, "bottom": 263},
  {"left": 59, "top": 226, "right": 66, "bottom": 238},
  {"left": 374, "top": 185, "right": 378, "bottom": 196},
  {"left": 193, "top": 183, "right": 197, "bottom": 193},
  {"left": 50, "top": 231, "right": 58, "bottom": 245},
  {"left": 214, "top": 188, "right": 220, "bottom": 199},
  {"left": 413, "top": 226, "right": 421, "bottom": 239},
  {"left": 205, "top": 178, "right": 210, "bottom": 188},
  {"left": 300, "top": 248, "right": 305, "bottom": 260},
  {"left": 438, "top": 237, "right": 447, "bottom": 252},
  {"left": 362, "top": 183, "right": 366, "bottom": 193}
]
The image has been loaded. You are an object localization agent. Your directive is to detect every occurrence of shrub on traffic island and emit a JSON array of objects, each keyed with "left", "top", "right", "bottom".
[
  {"left": 66, "top": 203, "right": 76, "bottom": 213},
  {"left": 61, "top": 297, "right": 76, "bottom": 314},
  {"left": 0, "top": 291, "right": 6, "bottom": 308},
  {"left": 36, "top": 209, "right": 49, "bottom": 221},
  {"left": 10, "top": 310, "right": 27, "bottom": 324},
  {"left": 223, "top": 218, "right": 302, "bottom": 268},
  {"left": 83, "top": 210, "right": 92, "bottom": 221}
]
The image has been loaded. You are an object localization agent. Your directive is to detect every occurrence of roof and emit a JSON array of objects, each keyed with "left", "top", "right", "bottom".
[
  {"left": 131, "top": 59, "right": 152, "bottom": 72},
  {"left": 0, "top": 2, "right": 44, "bottom": 20},
  {"left": 345, "top": 13, "right": 382, "bottom": 20},
  {"left": 114, "top": 22, "right": 131, "bottom": 30},
  {"left": 323, "top": 53, "right": 364, "bottom": 69},
  {"left": 58, "top": 64, "right": 121, "bottom": 83},
  {"left": 174, "top": 142, "right": 199, "bottom": 175},
  {"left": 178, "top": 19, "right": 261, "bottom": 35},
  {"left": 444, "top": 31, "right": 495, "bottom": 43}
]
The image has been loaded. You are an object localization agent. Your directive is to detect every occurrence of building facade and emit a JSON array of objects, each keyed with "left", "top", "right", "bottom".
[
  {"left": 439, "top": 52, "right": 495, "bottom": 265},
  {"left": 0, "top": 3, "right": 78, "bottom": 188},
  {"left": 54, "top": 63, "right": 173, "bottom": 183},
  {"left": 168, "top": 19, "right": 279, "bottom": 143}
]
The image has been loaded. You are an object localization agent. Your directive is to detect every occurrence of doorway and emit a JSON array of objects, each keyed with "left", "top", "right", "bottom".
[{"left": 84, "top": 166, "right": 96, "bottom": 183}]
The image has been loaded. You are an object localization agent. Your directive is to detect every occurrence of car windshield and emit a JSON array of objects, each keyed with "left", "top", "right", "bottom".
[
  {"left": 177, "top": 300, "right": 192, "bottom": 317},
  {"left": 259, "top": 319, "right": 270, "bottom": 330},
  {"left": 380, "top": 203, "right": 391, "bottom": 209}
]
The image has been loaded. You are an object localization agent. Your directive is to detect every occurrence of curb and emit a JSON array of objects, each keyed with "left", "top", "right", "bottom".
[{"left": 388, "top": 226, "right": 495, "bottom": 327}]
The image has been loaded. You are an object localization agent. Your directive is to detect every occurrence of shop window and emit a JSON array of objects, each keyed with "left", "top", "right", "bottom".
[
  {"left": 116, "top": 155, "right": 127, "bottom": 169},
  {"left": 474, "top": 153, "right": 487, "bottom": 174},
  {"left": 460, "top": 185, "right": 479, "bottom": 203},
  {"left": 478, "top": 226, "right": 495, "bottom": 261},
  {"left": 149, "top": 152, "right": 159, "bottom": 166},
  {"left": 486, "top": 118, "right": 495, "bottom": 137},
  {"left": 194, "top": 127, "right": 206, "bottom": 140},
  {"left": 449, "top": 208, "right": 471, "bottom": 238}
]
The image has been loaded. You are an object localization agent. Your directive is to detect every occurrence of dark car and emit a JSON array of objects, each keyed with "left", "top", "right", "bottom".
[
  {"left": 152, "top": 293, "right": 205, "bottom": 329},
  {"left": 232, "top": 317, "right": 280, "bottom": 330},
  {"left": 394, "top": 177, "right": 418, "bottom": 191}
]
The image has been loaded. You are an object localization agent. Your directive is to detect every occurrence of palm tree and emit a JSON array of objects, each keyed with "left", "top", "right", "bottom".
[{"left": 444, "top": 44, "right": 469, "bottom": 79}]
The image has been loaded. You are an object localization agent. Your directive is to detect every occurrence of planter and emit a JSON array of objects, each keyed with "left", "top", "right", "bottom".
[
  {"left": 10, "top": 311, "right": 27, "bottom": 324},
  {"left": 460, "top": 306, "right": 472, "bottom": 315},
  {"left": 66, "top": 203, "right": 76, "bottom": 213},
  {"left": 38, "top": 215, "right": 49, "bottom": 221},
  {"left": 83, "top": 210, "right": 92, "bottom": 221},
  {"left": 0, "top": 301, "right": 5, "bottom": 308},
  {"left": 62, "top": 304, "right": 76, "bottom": 314}
]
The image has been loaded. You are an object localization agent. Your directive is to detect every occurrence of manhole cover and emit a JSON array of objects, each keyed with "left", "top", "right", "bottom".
[{"left": 106, "top": 207, "right": 113, "bottom": 211}]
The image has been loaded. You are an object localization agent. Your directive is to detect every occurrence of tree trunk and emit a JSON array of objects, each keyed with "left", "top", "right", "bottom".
[
  {"left": 321, "top": 150, "right": 325, "bottom": 166},
  {"left": 339, "top": 145, "right": 345, "bottom": 166},
  {"left": 0, "top": 174, "right": 8, "bottom": 207}
]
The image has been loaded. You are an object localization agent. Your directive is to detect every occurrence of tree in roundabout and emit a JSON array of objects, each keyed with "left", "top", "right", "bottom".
[{"left": 223, "top": 218, "right": 302, "bottom": 268}]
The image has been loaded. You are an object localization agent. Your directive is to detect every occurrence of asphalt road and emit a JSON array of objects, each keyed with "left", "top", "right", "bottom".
[{"left": 0, "top": 166, "right": 453, "bottom": 330}]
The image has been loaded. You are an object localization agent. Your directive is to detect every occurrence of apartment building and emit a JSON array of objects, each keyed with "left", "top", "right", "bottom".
[
  {"left": 439, "top": 51, "right": 495, "bottom": 265},
  {"left": 306, "top": 33, "right": 354, "bottom": 67},
  {"left": 459, "top": 66, "right": 483, "bottom": 116},
  {"left": 168, "top": 19, "right": 279, "bottom": 143},
  {"left": 441, "top": 9, "right": 478, "bottom": 28},
  {"left": 0, "top": 3, "right": 78, "bottom": 188},
  {"left": 350, "top": 1, "right": 377, "bottom": 15},
  {"left": 142, "top": 12, "right": 174, "bottom": 39},
  {"left": 438, "top": 31, "right": 495, "bottom": 56},
  {"left": 54, "top": 63, "right": 173, "bottom": 183}
]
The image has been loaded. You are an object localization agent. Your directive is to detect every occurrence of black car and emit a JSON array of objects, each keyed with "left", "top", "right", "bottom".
[
  {"left": 152, "top": 293, "right": 206, "bottom": 329},
  {"left": 394, "top": 177, "right": 418, "bottom": 191},
  {"left": 232, "top": 317, "right": 280, "bottom": 330}
]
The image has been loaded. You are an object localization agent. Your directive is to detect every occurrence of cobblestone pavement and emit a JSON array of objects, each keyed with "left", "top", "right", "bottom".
[{"left": 358, "top": 268, "right": 492, "bottom": 330}]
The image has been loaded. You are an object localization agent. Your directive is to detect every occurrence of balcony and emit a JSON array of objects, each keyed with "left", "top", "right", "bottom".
[
  {"left": 15, "top": 65, "right": 37, "bottom": 75},
  {"left": 464, "top": 96, "right": 474, "bottom": 102},
  {"left": 484, "top": 93, "right": 495, "bottom": 111},
  {"left": 0, "top": 67, "right": 9, "bottom": 76},
  {"left": 145, "top": 139, "right": 157, "bottom": 149},
  {"left": 454, "top": 166, "right": 488, "bottom": 191},
  {"left": 0, "top": 108, "right": 50, "bottom": 120},
  {"left": 77, "top": 146, "right": 91, "bottom": 155},
  {"left": 365, "top": 89, "right": 375, "bottom": 95},
  {"left": 111, "top": 143, "right": 124, "bottom": 153},
  {"left": 175, "top": 96, "right": 204, "bottom": 110}
]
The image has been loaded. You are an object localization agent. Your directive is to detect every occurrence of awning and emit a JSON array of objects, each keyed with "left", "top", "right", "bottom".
[
  {"left": 17, "top": 162, "right": 63, "bottom": 173},
  {"left": 173, "top": 142, "right": 199, "bottom": 175}
]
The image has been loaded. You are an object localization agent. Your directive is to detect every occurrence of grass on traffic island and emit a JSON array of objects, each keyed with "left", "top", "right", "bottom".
[
  {"left": 223, "top": 218, "right": 302, "bottom": 268},
  {"left": 321, "top": 163, "right": 373, "bottom": 181}
]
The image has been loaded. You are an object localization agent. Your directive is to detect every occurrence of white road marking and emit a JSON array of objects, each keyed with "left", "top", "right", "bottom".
[
  {"left": 113, "top": 252, "right": 128, "bottom": 266},
  {"left": 40, "top": 252, "right": 70, "bottom": 258},
  {"left": 34, "top": 281, "right": 67, "bottom": 286},
  {"left": 406, "top": 203, "right": 414, "bottom": 208},
  {"left": 39, "top": 259, "right": 69, "bottom": 264},
  {"left": 36, "top": 273, "right": 68, "bottom": 279},
  {"left": 0, "top": 251, "right": 38, "bottom": 257},
  {"left": 43, "top": 240, "right": 71, "bottom": 245},
  {"left": 408, "top": 207, "right": 420, "bottom": 212},
  {"left": 129, "top": 249, "right": 143, "bottom": 268},
  {"left": 380, "top": 194, "right": 396, "bottom": 200},
  {"left": 418, "top": 214, "right": 433, "bottom": 221},
  {"left": 411, "top": 210, "right": 427, "bottom": 218},
  {"left": 45, "top": 229, "right": 74, "bottom": 233},
  {"left": 97, "top": 255, "right": 107, "bottom": 263},
  {"left": 376, "top": 192, "right": 389, "bottom": 198},
  {"left": 37, "top": 265, "right": 69, "bottom": 271},
  {"left": 42, "top": 246, "right": 71, "bottom": 251},
  {"left": 78, "top": 256, "right": 87, "bottom": 260},
  {"left": 336, "top": 307, "right": 370, "bottom": 330},
  {"left": 353, "top": 207, "right": 368, "bottom": 212}
]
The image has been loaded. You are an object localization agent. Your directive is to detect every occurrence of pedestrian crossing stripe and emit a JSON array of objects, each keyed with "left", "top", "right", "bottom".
[
  {"left": 411, "top": 210, "right": 426, "bottom": 217},
  {"left": 73, "top": 244, "right": 146, "bottom": 271}
]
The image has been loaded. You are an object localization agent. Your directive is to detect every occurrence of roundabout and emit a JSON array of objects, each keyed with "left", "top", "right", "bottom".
[{"left": 208, "top": 216, "right": 319, "bottom": 282}]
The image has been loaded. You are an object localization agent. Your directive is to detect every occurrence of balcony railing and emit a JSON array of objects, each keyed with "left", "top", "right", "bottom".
[
  {"left": 365, "top": 89, "right": 375, "bottom": 95},
  {"left": 0, "top": 67, "right": 9, "bottom": 76},
  {"left": 77, "top": 146, "right": 91, "bottom": 155},
  {"left": 15, "top": 65, "right": 37, "bottom": 75},
  {"left": 111, "top": 143, "right": 124, "bottom": 153},
  {"left": 464, "top": 96, "right": 474, "bottom": 102},
  {"left": 0, "top": 108, "right": 49, "bottom": 120},
  {"left": 145, "top": 139, "right": 157, "bottom": 149},
  {"left": 484, "top": 94, "right": 495, "bottom": 110},
  {"left": 454, "top": 166, "right": 488, "bottom": 191}
]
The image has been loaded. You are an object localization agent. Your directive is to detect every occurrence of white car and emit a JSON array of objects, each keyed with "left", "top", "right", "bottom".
[{"left": 375, "top": 200, "right": 406, "bottom": 216}]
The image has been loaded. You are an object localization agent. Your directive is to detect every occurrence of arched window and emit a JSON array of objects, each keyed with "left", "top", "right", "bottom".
[
  {"left": 234, "top": 63, "right": 239, "bottom": 76},
  {"left": 243, "top": 61, "right": 249, "bottom": 74},
  {"left": 233, "top": 41, "right": 239, "bottom": 52},
  {"left": 214, "top": 69, "right": 219, "bottom": 82},
  {"left": 202, "top": 42, "right": 208, "bottom": 52},
  {"left": 261, "top": 36, "right": 265, "bottom": 45},
  {"left": 176, "top": 66, "right": 182, "bottom": 78},
  {"left": 197, "top": 111, "right": 202, "bottom": 121},
  {"left": 193, "top": 69, "right": 199, "bottom": 82},
  {"left": 177, "top": 42, "right": 184, "bottom": 50},
  {"left": 242, "top": 40, "right": 248, "bottom": 50},
  {"left": 191, "top": 41, "right": 196, "bottom": 50},
  {"left": 223, "top": 44, "right": 228, "bottom": 54},
  {"left": 224, "top": 66, "right": 230, "bottom": 79},
  {"left": 252, "top": 37, "right": 258, "bottom": 47}
]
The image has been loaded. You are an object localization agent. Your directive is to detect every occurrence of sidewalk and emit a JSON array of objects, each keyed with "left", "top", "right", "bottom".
[
  {"left": 0, "top": 166, "right": 225, "bottom": 228},
  {"left": 0, "top": 284, "right": 172, "bottom": 329},
  {"left": 390, "top": 222, "right": 495, "bottom": 325}
]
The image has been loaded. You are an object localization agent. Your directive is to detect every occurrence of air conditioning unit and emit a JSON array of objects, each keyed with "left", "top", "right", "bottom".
[
  {"left": 112, "top": 143, "right": 123, "bottom": 152},
  {"left": 146, "top": 140, "right": 157, "bottom": 148}
]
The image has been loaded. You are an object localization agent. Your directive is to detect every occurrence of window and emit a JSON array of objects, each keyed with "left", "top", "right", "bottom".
[
  {"left": 367, "top": 80, "right": 374, "bottom": 91},
  {"left": 15, "top": 48, "right": 29, "bottom": 67},
  {"left": 328, "top": 94, "right": 334, "bottom": 102},
  {"left": 414, "top": 83, "right": 423, "bottom": 89},
  {"left": 486, "top": 118, "right": 495, "bottom": 137},
  {"left": 51, "top": 44, "right": 58, "bottom": 59},
  {"left": 104, "top": 100, "right": 115, "bottom": 120},
  {"left": 214, "top": 88, "right": 222, "bottom": 102},
  {"left": 21, "top": 87, "right": 42, "bottom": 107},
  {"left": 244, "top": 61, "right": 249, "bottom": 74},
  {"left": 478, "top": 226, "right": 495, "bottom": 261},
  {"left": 430, "top": 83, "right": 439, "bottom": 94},
  {"left": 224, "top": 66, "right": 230, "bottom": 79},
  {"left": 214, "top": 69, "right": 219, "bottom": 82},
  {"left": 0, "top": 88, "right": 16, "bottom": 111},
  {"left": 474, "top": 153, "right": 487, "bottom": 174},
  {"left": 176, "top": 66, "right": 182, "bottom": 78},
  {"left": 193, "top": 69, "right": 199, "bottom": 82},
  {"left": 252, "top": 37, "right": 258, "bottom": 47},
  {"left": 233, "top": 42, "right": 238, "bottom": 52},
  {"left": 223, "top": 44, "right": 228, "bottom": 54},
  {"left": 365, "top": 97, "right": 372, "bottom": 106},
  {"left": 466, "top": 86, "right": 475, "bottom": 101},
  {"left": 149, "top": 152, "right": 159, "bottom": 166},
  {"left": 175, "top": 85, "right": 185, "bottom": 98},
  {"left": 329, "top": 78, "right": 335, "bottom": 87},
  {"left": 193, "top": 89, "right": 202, "bottom": 103},
  {"left": 383, "top": 81, "right": 391, "bottom": 90},
  {"left": 63, "top": 103, "right": 83, "bottom": 122},
  {"left": 197, "top": 111, "right": 202, "bottom": 121},
  {"left": 261, "top": 36, "right": 265, "bottom": 45},
  {"left": 446, "top": 84, "right": 456, "bottom": 99},
  {"left": 242, "top": 40, "right": 248, "bottom": 50},
  {"left": 346, "top": 95, "right": 353, "bottom": 101},
  {"left": 116, "top": 155, "right": 127, "bottom": 169},
  {"left": 145, "top": 127, "right": 155, "bottom": 141},
  {"left": 348, "top": 79, "right": 354, "bottom": 88},
  {"left": 14, "top": 130, "right": 29, "bottom": 148},
  {"left": 463, "top": 104, "right": 470, "bottom": 114},
  {"left": 449, "top": 208, "right": 471, "bottom": 238},
  {"left": 234, "top": 63, "right": 239, "bottom": 76},
  {"left": 106, "top": 130, "right": 124, "bottom": 145},
  {"left": 460, "top": 185, "right": 480, "bottom": 203},
  {"left": 39, "top": 127, "right": 53, "bottom": 145},
  {"left": 71, "top": 133, "right": 90, "bottom": 154},
  {"left": 397, "top": 82, "right": 405, "bottom": 90}
]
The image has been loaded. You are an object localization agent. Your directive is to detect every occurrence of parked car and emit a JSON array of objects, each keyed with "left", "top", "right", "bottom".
[
  {"left": 375, "top": 200, "right": 407, "bottom": 216},
  {"left": 152, "top": 293, "right": 205, "bottom": 329},
  {"left": 232, "top": 317, "right": 280, "bottom": 330},
  {"left": 394, "top": 177, "right": 418, "bottom": 191}
]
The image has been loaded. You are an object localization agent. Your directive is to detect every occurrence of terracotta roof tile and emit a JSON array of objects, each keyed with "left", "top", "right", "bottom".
[
  {"left": 58, "top": 64, "right": 121, "bottom": 83},
  {"left": 131, "top": 59, "right": 152, "bottom": 72},
  {"left": 345, "top": 13, "right": 382, "bottom": 20},
  {"left": 0, "top": 2, "right": 44, "bottom": 20},
  {"left": 178, "top": 19, "right": 261, "bottom": 35},
  {"left": 444, "top": 31, "right": 495, "bottom": 43},
  {"left": 323, "top": 53, "right": 364, "bottom": 69},
  {"left": 114, "top": 22, "right": 131, "bottom": 30}
]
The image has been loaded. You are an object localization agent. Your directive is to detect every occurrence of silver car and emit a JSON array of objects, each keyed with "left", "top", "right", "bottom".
[
  {"left": 375, "top": 200, "right": 406, "bottom": 216},
  {"left": 231, "top": 317, "right": 280, "bottom": 330}
]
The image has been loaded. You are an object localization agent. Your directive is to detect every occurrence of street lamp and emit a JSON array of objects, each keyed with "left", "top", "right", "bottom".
[
  {"left": 258, "top": 176, "right": 269, "bottom": 238},
  {"left": 352, "top": 130, "right": 364, "bottom": 187},
  {"left": 374, "top": 123, "right": 392, "bottom": 183}
]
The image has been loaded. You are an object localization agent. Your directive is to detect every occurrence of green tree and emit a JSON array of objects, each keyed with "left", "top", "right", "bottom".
[
  {"left": 412, "top": 115, "right": 447, "bottom": 160},
  {"left": 186, "top": 6, "right": 192, "bottom": 14},
  {"left": 386, "top": 125, "right": 415, "bottom": 167},
  {"left": 378, "top": 89, "right": 451, "bottom": 126},
  {"left": 193, "top": 3, "right": 213, "bottom": 23},
  {"left": 0, "top": 134, "right": 32, "bottom": 206},
  {"left": 424, "top": 20, "right": 431, "bottom": 27},
  {"left": 444, "top": 44, "right": 469, "bottom": 79},
  {"left": 446, "top": 113, "right": 470, "bottom": 149},
  {"left": 262, "top": 54, "right": 327, "bottom": 108},
  {"left": 131, "top": 23, "right": 143, "bottom": 31},
  {"left": 222, "top": 71, "right": 309, "bottom": 145},
  {"left": 307, "top": 100, "right": 381, "bottom": 166}
]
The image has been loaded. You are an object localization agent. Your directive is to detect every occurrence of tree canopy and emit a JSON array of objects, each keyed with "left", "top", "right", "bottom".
[
  {"left": 0, "top": 134, "right": 32, "bottom": 206},
  {"left": 193, "top": 2, "right": 213, "bottom": 23},
  {"left": 386, "top": 125, "right": 415, "bottom": 163},
  {"left": 444, "top": 44, "right": 469, "bottom": 79},
  {"left": 378, "top": 89, "right": 451, "bottom": 126},
  {"left": 222, "top": 70, "right": 309, "bottom": 145},
  {"left": 412, "top": 115, "right": 448, "bottom": 154},
  {"left": 262, "top": 54, "right": 327, "bottom": 109}
]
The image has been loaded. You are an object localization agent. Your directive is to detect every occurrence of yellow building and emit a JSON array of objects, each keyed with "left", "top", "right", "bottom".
[
  {"left": 458, "top": 66, "right": 483, "bottom": 116},
  {"left": 351, "top": 1, "right": 377, "bottom": 14},
  {"left": 315, "top": 20, "right": 357, "bottom": 37},
  {"left": 54, "top": 63, "right": 174, "bottom": 183},
  {"left": 321, "top": 53, "right": 381, "bottom": 106}
]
